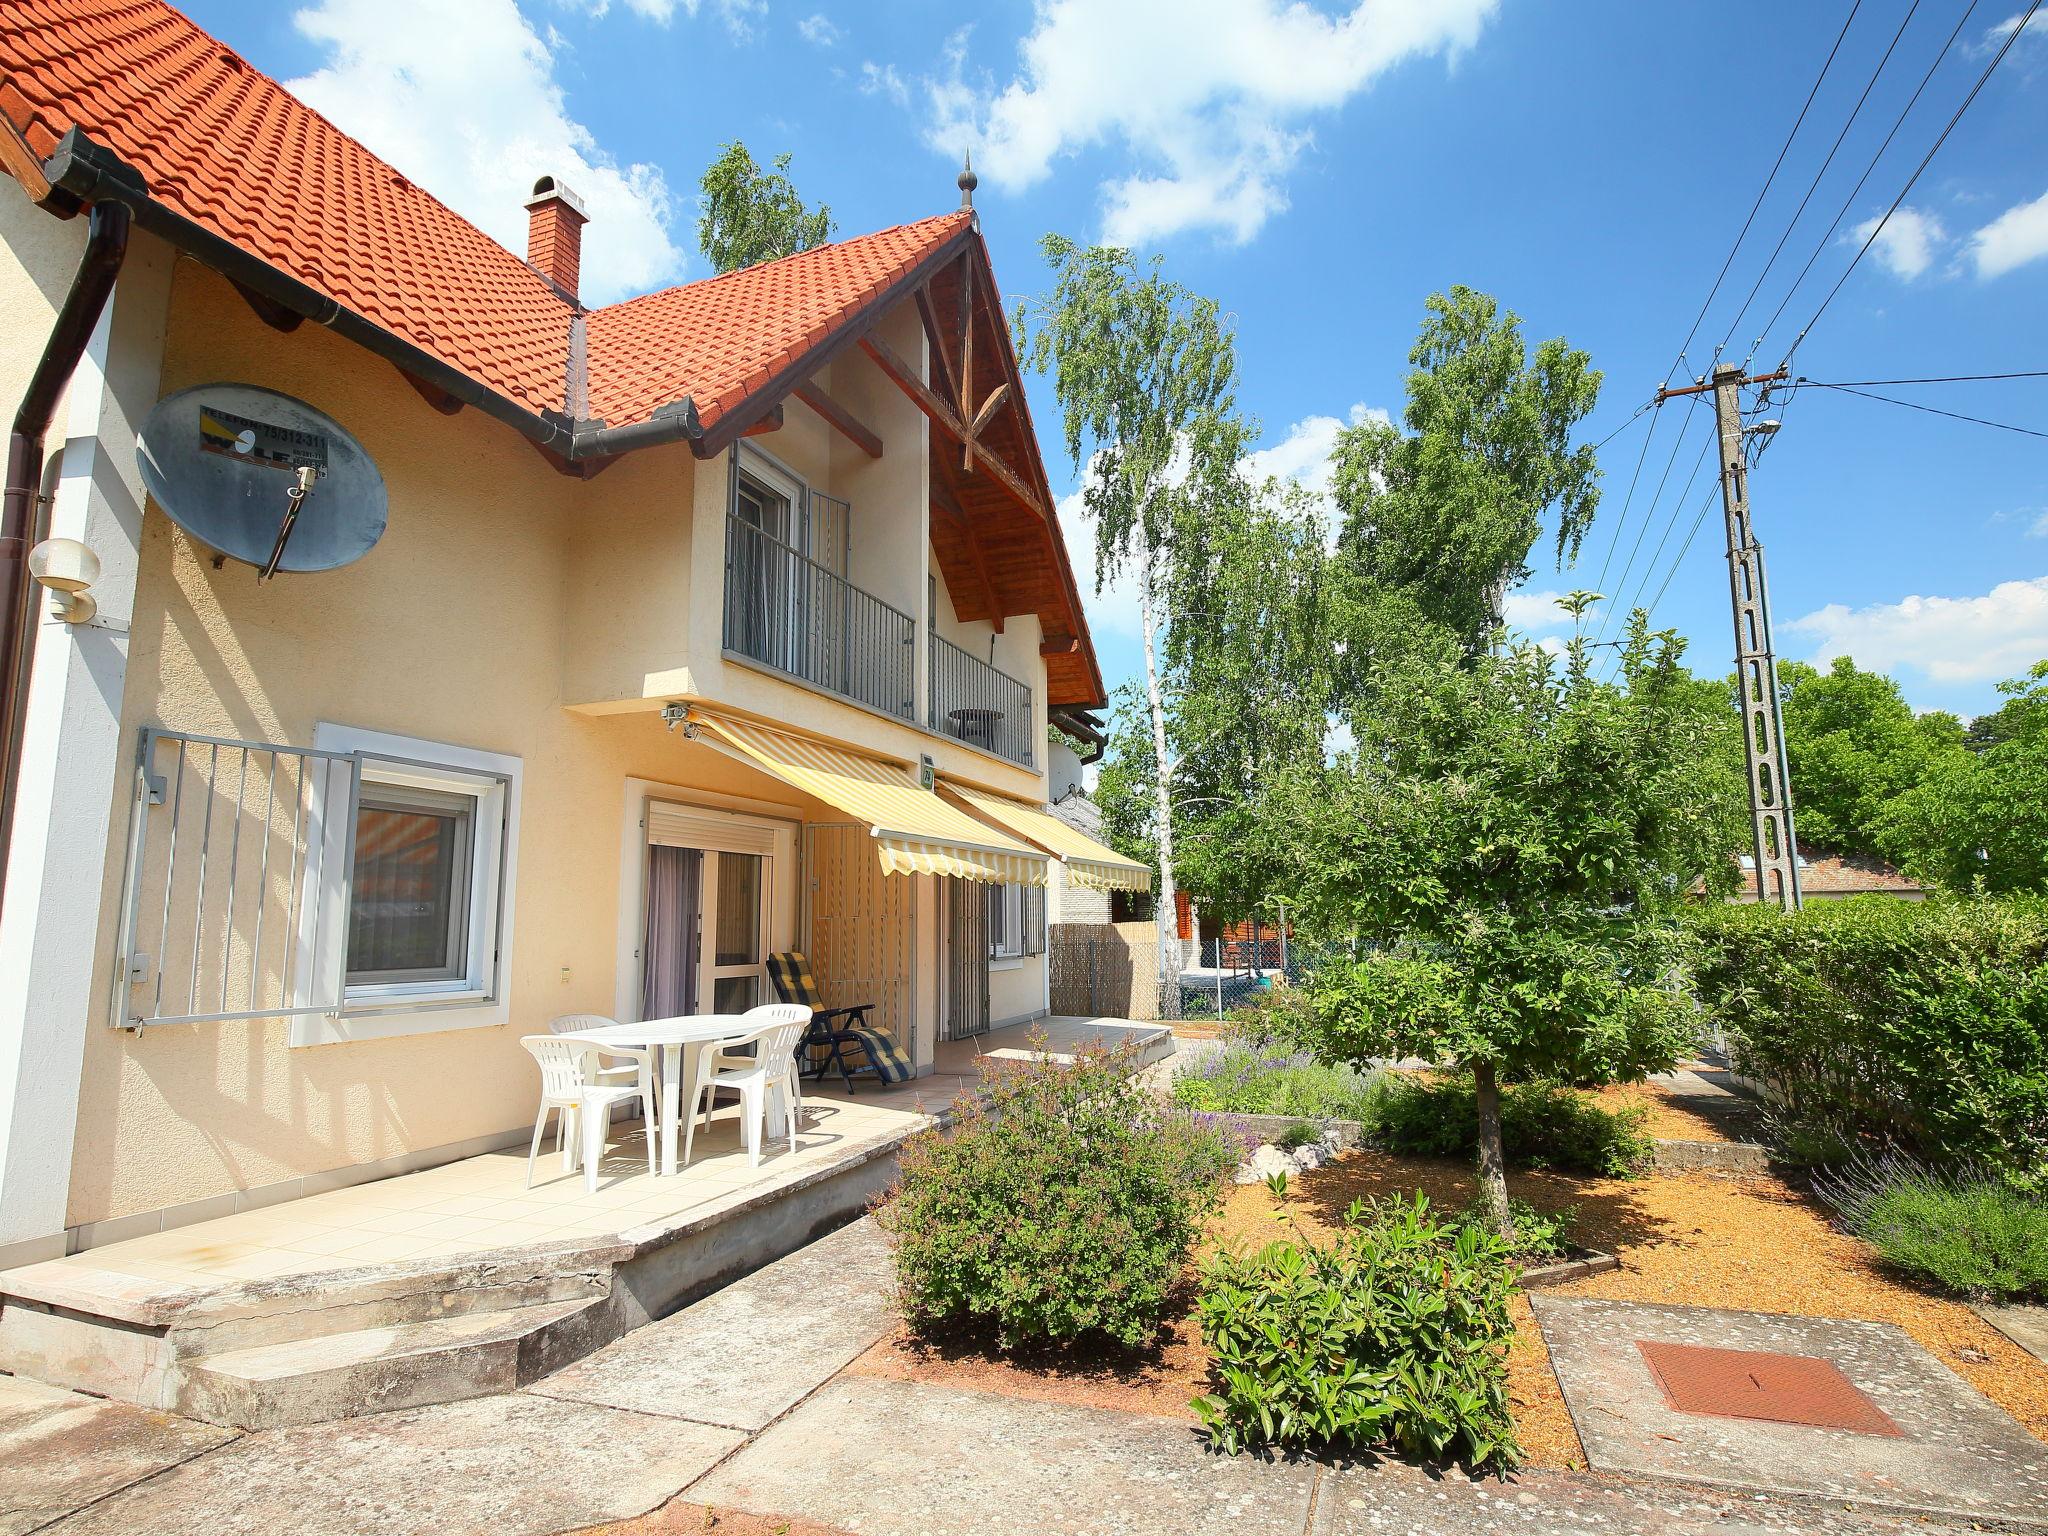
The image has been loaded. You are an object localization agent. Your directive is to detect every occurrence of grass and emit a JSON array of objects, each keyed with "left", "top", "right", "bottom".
[{"left": 1815, "top": 1153, "right": 2048, "bottom": 1303}]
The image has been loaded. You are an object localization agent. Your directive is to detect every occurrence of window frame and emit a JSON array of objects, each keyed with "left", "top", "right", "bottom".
[
  {"left": 985, "top": 882, "right": 1046, "bottom": 965},
  {"left": 344, "top": 781, "right": 477, "bottom": 988},
  {"left": 290, "top": 725, "right": 520, "bottom": 1048}
]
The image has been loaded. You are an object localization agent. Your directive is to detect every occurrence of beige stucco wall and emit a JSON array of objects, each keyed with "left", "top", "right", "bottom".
[
  {"left": 52, "top": 253, "right": 1056, "bottom": 1227},
  {"left": 0, "top": 177, "right": 86, "bottom": 421}
]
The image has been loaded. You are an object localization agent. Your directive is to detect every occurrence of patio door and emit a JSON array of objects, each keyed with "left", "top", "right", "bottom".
[
  {"left": 640, "top": 802, "right": 775, "bottom": 1020},
  {"left": 942, "top": 876, "right": 989, "bottom": 1041}
]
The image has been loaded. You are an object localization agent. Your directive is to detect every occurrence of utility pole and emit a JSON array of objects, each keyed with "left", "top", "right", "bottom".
[{"left": 1657, "top": 362, "right": 1802, "bottom": 911}]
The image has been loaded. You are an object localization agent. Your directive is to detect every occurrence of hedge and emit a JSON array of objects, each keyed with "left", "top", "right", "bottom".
[{"left": 1687, "top": 896, "right": 2048, "bottom": 1184}]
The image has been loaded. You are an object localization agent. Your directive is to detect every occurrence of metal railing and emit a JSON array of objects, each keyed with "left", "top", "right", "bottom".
[
  {"left": 723, "top": 513, "right": 916, "bottom": 720},
  {"left": 930, "top": 633, "right": 1035, "bottom": 767}
]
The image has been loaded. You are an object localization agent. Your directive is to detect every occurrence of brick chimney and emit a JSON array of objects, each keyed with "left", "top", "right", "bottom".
[{"left": 524, "top": 175, "right": 588, "bottom": 302}]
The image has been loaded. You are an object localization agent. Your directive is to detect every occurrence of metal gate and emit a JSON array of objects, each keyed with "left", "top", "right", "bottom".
[
  {"left": 802, "top": 823, "right": 916, "bottom": 1056},
  {"left": 942, "top": 876, "right": 989, "bottom": 1041}
]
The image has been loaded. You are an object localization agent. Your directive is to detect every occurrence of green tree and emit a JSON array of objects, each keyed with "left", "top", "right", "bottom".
[
  {"left": 1878, "top": 660, "right": 2048, "bottom": 892},
  {"left": 1775, "top": 657, "right": 1966, "bottom": 858},
  {"left": 1276, "top": 615, "right": 1745, "bottom": 1233},
  {"left": 697, "top": 142, "right": 835, "bottom": 274},
  {"left": 1015, "top": 235, "right": 1248, "bottom": 989},
  {"left": 1330, "top": 286, "right": 1602, "bottom": 656}
]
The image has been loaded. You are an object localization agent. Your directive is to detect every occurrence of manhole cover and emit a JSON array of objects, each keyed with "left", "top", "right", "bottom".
[{"left": 1636, "top": 1340, "right": 1902, "bottom": 1436}]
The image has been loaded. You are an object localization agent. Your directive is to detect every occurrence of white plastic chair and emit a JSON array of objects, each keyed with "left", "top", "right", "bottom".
[
  {"left": 520, "top": 1034, "right": 658, "bottom": 1194},
  {"left": 548, "top": 1013, "right": 652, "bottom": 1096},
  {"left": 683, "top": 1004, "right": 810, "bottom": 1168}
]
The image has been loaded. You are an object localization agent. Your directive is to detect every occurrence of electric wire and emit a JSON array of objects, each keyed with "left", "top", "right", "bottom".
[
  {"left": 1791, "top": 379, "right": 2048, "bottom": 439},
  {"left": 1591, "top": 400, "right": 1665, "bottom": 594},
  {"left": 1591, "top": 397, "right": 1704, "bottom": 648},
  {"left": 1811, "top": 370, "right": 2048, "bottom": 385},
  {"left": 1780, "top": 0, "right": 2039, "bottom": 359},
  {"left": 1713, "top": 0, "right": 1925, "bottom": 359}
]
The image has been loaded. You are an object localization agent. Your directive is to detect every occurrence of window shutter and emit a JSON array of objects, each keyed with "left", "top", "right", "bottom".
[{"left": 1024, "top": 883, "right": 1046, "bottom": 956}]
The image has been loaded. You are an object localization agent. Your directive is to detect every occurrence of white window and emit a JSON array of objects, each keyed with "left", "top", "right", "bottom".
[
  {"left": 292, "top": 725, "right": 520, "bottom": 1046},
  {"left": 986, "top": 882, "right": 1045, "bottom": 962}
]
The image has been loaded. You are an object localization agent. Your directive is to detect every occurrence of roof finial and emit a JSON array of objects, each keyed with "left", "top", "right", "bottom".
[{"left": 957, "top": 150, "right": 978, "bottom": 212}]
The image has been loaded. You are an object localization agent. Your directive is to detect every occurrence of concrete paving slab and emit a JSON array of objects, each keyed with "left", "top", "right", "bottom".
[
  {"left": 529, "top": 1215, "right": 897, "bottom": 1431},
  {"left": 1979, "top": 1303, "right": 2048, "bottom": 1367},
  {"left": 42, "top": 1390, "right": 743, "bottom": 1536},
  {"left": 1312, "top": 1462, "right": 2002, "bottom": 1536},
  {"left": 1533, "top": 1295, "right": 2048, "bottom": 1525},
  {"left": 0, "top": 1374, "right": 235, "bottom": 1535},
  {"left": 691, "top": 1374, "right": 1318, "bottom": 1536}
]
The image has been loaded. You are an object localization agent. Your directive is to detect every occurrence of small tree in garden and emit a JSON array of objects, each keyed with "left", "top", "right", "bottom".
[{"left": 1273, "top": 612, "right": 1744, "bottom": 1234}]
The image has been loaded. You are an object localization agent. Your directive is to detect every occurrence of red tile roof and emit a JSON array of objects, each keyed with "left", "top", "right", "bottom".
[
  {"left": 0, "top": 0, "right": 973, "bottom": 441},
  {"left": 586, "top": 213, "right": 969, "bottom": 431}
]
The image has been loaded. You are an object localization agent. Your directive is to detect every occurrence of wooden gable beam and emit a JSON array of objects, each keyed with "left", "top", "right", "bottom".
[
  {"left": 914, "top": 285, "right": 958, "bottom": 409},
  {"left": 741, "top": 402, "right": 784, "bottom": 438},
  {"left": 857, "top": 330, "right": 1049, "bottom": 523},
  {"left": 792, "top": 380, "right": 882, "bottom": 458},
  {"left": 931, "top": 481, "right": 1003, "bottom": 633}
]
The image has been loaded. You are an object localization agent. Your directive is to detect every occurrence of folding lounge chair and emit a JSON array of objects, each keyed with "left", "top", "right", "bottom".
[{"left": 765, "top": 950, "right": 914, "bottom": 1092}]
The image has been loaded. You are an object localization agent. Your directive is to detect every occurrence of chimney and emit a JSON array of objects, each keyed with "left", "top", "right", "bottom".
[{"left": 524, "top": 176, "right": 588, "bottom": 303}]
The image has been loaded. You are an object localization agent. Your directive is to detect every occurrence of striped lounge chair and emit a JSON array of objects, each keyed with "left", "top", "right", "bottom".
[{"left": 765, "top": 951, "right": 914, "bottom": 1092}]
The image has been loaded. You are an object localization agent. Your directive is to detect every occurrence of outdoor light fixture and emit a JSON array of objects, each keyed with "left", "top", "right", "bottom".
[
  {"left": 27, "top": 537, "right": 100, "bottom": 624},
  {"left": 1744, "top": 420, "right": 1782, "bottom": 437}
]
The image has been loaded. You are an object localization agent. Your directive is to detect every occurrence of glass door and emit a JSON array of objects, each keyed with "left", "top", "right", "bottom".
[{"left": 705, "top": 851, "right": 766, "bottom": 1012}]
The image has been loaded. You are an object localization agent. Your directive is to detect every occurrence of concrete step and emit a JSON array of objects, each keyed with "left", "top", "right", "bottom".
[{"left": 178, "top": 1294, "right": 611, "bottom": 1429}]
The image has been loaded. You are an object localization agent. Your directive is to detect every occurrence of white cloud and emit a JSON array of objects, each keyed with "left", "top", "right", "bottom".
[
  {"left": 290, "top": 0, "right": 681, "bottom": 305},
  {"left": 798, "top": 13, "right": 842, "bottom": 46},
  {"left": 1982, "top": 10, "right": 2047, "bottom": 48},
  {"left": 1058, "top": 485, "right": 1143, "bottom": 640},
  {"left": 860, "top": 61, "right": 910, "bottom": 108},
  {"left": 1969, "top": 187, "right": 2048, "bottom": 279},
  {"left": 1850, "top": 206, "right": 1947, "bottom": 279},
  {"left": 2030, "top": 511, "right": 2048, "bottom": 538},
  {"left": 1789, "top": 577, "right": 2048, "bottom": 685},
  {"left": 923, "top": 0, "right": 1496, "bottom": 246},
  {"left": 558, "top": 0, "right": 762, "bottom": 32},
  {"left": 1243, "top": 402, "right": 1387, "bottom": 499}
]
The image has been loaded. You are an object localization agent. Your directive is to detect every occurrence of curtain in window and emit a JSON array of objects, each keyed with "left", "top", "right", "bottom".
[{"left": 641, "top": 845, "right": 700, "bottom": 1020}]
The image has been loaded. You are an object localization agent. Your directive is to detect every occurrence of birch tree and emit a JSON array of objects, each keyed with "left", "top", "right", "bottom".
[
  {"left": 698, "top": 142, "right": 835, "bottom": 274},
  {"left": 1014, "top": 236, "right": 1248, "bottom": 990}
]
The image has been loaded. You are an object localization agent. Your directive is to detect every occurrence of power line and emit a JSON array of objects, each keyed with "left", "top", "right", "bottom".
[
  {"left": 1592, "top": 398, "right": 1704, "bottom": 647},
  {"left": 1811, "top": 370, "right": 2048, "bottom": 385},
  {"left": 1793, "top": 379, "right": 2048, "bottom": 439},
  {"left": 1661, "top": 0, "right": 1867, "bottom": 386},
  {"left": 1589, "top": 397, "right": 1656, "bottom": 453},
  {"left": 1784, "top": 0, "right": 2040, "bottom": 356},
  {"left": 1592, "top": 400, "right": 1664, "bottom": 592},
  {"left": 1714, "top": 0, "right": 1925, "bottom": 359},
  {"left": 1750, "top": 0, "right": 1988, "bottom": 365}
]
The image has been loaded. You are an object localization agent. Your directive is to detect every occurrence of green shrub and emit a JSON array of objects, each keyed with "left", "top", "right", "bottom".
[
  {"left": 1363, "top": 1074, "right": 1652, "bottom": 1177},
  {"left": 1456, "top": 1198, "right": 1577, "bottom": 1263},
  {"left": 1688, "top": 897, "right": 2048, "bottom": 1184},
  {"left": 1170, "top": 1043, "right": 1382, "bottom": 1121},
  {"left": 1815, "top": 1153, "right": 2048, "bottom": 1302},
  {"left": 878, "top": 1042, "right": 1231, "bottom": 1350},
  {"left": 1274, "top": 1118, "right": 1325, "bottom": 1151},
  {"left": 1194, "top": 1193, "right": 1520, "bottom": 1469}
]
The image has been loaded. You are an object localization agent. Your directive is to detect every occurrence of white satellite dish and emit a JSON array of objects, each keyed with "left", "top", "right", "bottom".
[{"left": 137, "top": 384, "right": 387, "bottom": 579}]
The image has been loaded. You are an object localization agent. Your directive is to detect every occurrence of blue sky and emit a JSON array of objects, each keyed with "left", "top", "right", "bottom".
[{"left": 183, "top": 0, "right": 2048, "bottom": 717}]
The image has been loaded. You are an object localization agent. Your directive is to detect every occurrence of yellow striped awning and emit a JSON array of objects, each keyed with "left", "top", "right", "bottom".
[
  {"left": 686, "top": 711, "right": 1049, "bottom": 886},
  {"left": 939, "top": 781, "right": 1154, "bottom": 893}
]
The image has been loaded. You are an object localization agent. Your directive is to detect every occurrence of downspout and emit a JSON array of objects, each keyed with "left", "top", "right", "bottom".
[{"left": 0, "top": 199, "right": 130, "bottom": 923}]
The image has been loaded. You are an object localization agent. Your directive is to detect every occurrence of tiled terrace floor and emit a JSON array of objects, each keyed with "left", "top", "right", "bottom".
[{"left": 0, "top": 1017, "right": 1164, "bottom": 1314}]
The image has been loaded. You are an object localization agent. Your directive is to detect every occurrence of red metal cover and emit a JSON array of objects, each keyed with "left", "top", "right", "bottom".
[{"left": 1636, "top": 1340, "right": 1902, "bottom": 1436}]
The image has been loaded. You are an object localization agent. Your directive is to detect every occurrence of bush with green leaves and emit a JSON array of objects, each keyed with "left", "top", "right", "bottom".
[
  {"left": 1170, "top": 1042, "right": 1382, "bottom": 1122},
  {"left": 877, "top": 1042, "right": 1231, "bottom": 1351},
  {"left": 1455, "top": 1198, "right": 1578, "bottom": 1263},
  {"left": 1362, "top": 1074, "right": 1651, "bottom": 1177},
  {"left": 1194, "top": 1193, "right": 1519, "bottom": 1468},
  {"left": 1688, "top": 896, "right": 2048, "bottom": 1184},
  {"left": 1815, "top": 1153, "right": 2048, "bottom": 1302}
]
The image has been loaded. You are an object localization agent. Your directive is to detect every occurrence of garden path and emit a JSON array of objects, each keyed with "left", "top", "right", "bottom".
[{"left": 9, "top": 1213, "right": 2045, "bottom": 1536}]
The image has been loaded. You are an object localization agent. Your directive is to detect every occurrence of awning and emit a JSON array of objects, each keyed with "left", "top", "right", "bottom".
[
  {"left": 939, "top": 780, "right": 1153, "bottom": 893},
  {"left": 686, "top": 711, "right": 1049, "bottom": 885}
]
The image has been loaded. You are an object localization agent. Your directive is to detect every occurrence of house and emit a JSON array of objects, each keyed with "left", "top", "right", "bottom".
[
  {"left": 1722, "top": 852, "right": 1928, "bottom": 903},
  {"left": 0, "top": 0, "right": 1151, "bottom": 1303}
]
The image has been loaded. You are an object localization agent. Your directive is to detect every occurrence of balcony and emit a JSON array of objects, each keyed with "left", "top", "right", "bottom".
[
  {"left": 723, "top": 513, "right": 916, "bottom": 720},
  {"left": 931, "top": 633, "right": 1035, "bottom": 768}
]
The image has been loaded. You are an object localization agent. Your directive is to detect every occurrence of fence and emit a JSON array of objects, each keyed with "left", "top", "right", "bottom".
[
  {"left": 1047, "top": 922, "right": 1163, "bottom": 1021},
  {"left": 930, "top": 633, "right": 1035, "bottom": 768}
]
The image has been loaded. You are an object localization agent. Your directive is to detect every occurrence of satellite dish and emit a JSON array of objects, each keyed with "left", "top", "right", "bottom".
[{"left": 137, "top": 384, "right": 387, "bottom": 579}]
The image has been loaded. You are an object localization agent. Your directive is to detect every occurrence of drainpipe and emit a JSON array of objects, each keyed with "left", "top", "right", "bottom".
[{"left": 0, "top": 199, "right": 130, "bottom": 923}]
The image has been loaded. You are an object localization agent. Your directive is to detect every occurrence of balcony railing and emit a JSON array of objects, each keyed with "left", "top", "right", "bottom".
[
  {"left": 724, "top": 514, "right": 915, "bottom": 720},
  {"left": 931, "top": 634, "right": 1035, "bottom": 768}
]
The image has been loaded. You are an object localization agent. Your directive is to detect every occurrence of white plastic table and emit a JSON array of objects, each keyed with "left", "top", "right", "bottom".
[{"left": 564, "top": 1015, "right": 780, "bottom": 1176}]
